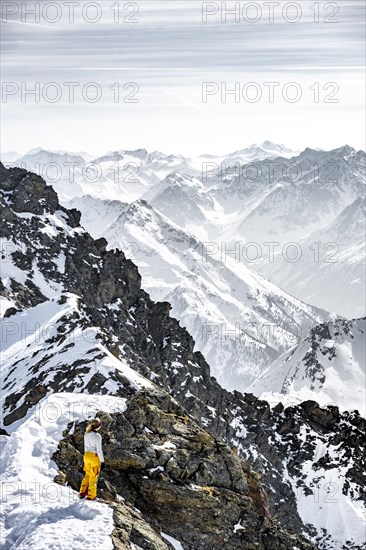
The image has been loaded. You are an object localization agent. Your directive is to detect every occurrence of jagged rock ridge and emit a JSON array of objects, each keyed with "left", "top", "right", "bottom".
[
  {"left": 1, "top": 163, "right": 365, "bottom": 549},
  {"left": 53, "top": 389, "right": 317, "bottom": 550}
]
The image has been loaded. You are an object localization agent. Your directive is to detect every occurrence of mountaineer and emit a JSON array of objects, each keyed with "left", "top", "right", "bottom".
[{"left": 79, "top": 418, "right": 104, "bottom": 500}]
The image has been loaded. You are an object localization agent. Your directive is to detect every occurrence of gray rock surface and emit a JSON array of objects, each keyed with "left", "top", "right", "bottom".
[
  {"left": 53, "top": 389, "right": 317, "bottom": 550},
  {"left": 1, "top": 163, "right": 365, "bottom": 549}
]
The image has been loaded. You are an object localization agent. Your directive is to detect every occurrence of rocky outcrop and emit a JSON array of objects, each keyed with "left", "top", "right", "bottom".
[
  {"left": 1, "top": 163, "right": 365, "bottom": 548},
  {"left": 53, "top": 389, "right": 316, "bottom": 550}
]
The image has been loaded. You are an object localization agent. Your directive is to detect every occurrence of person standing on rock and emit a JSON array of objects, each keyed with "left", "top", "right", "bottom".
[{"left": 79, "top": 418, "right": 104, "bottom": 500}]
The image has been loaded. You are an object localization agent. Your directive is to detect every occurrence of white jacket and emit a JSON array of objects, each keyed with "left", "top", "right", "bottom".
[{"left": 84, "top": 431, "right": 104, "bottom": 462}]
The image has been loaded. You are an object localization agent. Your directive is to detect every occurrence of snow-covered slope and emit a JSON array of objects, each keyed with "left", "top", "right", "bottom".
[
  {"left": 139, "top": 146, "right": 365, "bottom": 319},
  {"left": 190, "top": 140, "right": 296, "bottom": 172},
  {"left": 183, "top": 146, "right": 364, "bottom": 257},
  {"left": 0, "top": 393, "right": 125, "bottom": 550},
  {"left": 67, "top": 195, "right": 332, "bottom": 393},
  {"left": 141, "top": 172, "right": 209, "bottom": 234},
  {"left": 1, "top": 162, "right": 365, "bottom": 550},
  {"left": 231, "top": 147, "right": 365, "bottom": 243},
  {"left": 14, "top": 148, "right": 190, "bottom": 203},
  {"left": 12, "top": 142, "right": 296, "bottom": 205},
  {"left": 249, "top": 317, "right": 366, "bottom": 415},
  {"left": 227, "top": 140, "right": 296, "bottom": 163},
  {"left": 12, "top": 144, "right": 365, "bottom": 317},
  {"left": 270, "top": 402, "right": 366, "bottom": 550},
  {"left": 12, "top": 144, "right": 364, "bottom": 386},
  {"left": 258, "top": 197, "right": 366, "bottom": 318},
  {"left": 0, "top": 294, "right": 152, "bottom": 429}
]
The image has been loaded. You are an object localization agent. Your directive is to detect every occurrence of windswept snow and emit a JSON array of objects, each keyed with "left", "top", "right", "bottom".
[
  {"left": 281, "top": 426, "right": 366, "bottom": 550},
  {"left": 296, "top": 461, "right": 366, "bottom": 550},
  {"left": 67, "top": 195, "right": 330, "bottom": 393},
  {"left": 0, "top": 294, "right": 152, "bottom": 432},
  {"left": 15, "top": 144, "right": 365, "bottom": 394},
  {"left": 0, "top": 393, "right": 126, "bottom": 550},
  {"left": 250, "top": 317, "right": 366, "bottom": 415},
  {"left": 258, "top": 197, "right": 366, "bottom": 318},
  {"left": 1, "top": 146, "right": 365, "bottom": 550}
]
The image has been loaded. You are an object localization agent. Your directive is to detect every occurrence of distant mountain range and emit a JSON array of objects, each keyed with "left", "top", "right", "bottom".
[
  {"left": 249, "top": 316, "right": 366, "bottom": 415},
  {"left": 2, "top": 143, "right": 365, "bottom": 401},
  {"left": 67, "top": 193, "right": 331, "bottom": 393},
  {"left": 1, "top": 161, "right": 365, "bottom": 550}
]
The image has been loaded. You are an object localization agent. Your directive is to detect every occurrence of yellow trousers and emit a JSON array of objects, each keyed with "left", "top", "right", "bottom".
[{"left": 79, "top": 451, "right": 101, "bottom": 499}]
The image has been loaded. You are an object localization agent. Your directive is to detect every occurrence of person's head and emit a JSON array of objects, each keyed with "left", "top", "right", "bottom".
[{"left": 86, "top": 418, "right": 102, "bottom": 433}]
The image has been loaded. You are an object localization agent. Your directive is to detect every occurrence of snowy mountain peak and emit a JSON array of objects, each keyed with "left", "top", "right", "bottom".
[
  {"left": 125, "top": 198, "right": 155, "bottom": 216},
  {"left": 1, "top": 162, "right": 365, "bottom": 550},
  {"left": 126, "top": 148, "right": 149, "bottom": 159},
  {"left": 24, "top": 146, "right": 44, "bottom": 155},
  {"left": 331, "top": 144, "right": 358, "bottom": 158},
  {"left": 259, "top": 140, "right": 294, "bottom": 155},
  {"left": 22, "top": 147, "right": 88, "bottom": 160},
  {"left": 262, "top": 139, "right": 285, "bottom": 149},
  {"left": 250, "top": 316, "right": 366, "bottom": 415},
  {"left": 231, "top": 140, "right": 294, "bottom": 159}
]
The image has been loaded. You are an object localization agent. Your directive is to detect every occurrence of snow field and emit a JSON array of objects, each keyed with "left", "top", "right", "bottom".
[{"left": 0, "top": 393, "right": 126, "bottom": 550}]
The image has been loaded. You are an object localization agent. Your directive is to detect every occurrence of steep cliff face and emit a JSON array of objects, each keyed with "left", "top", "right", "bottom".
[
  {"left": 53, "top": 389, "right": 316, "bottom": 550},
  {"left": 249, "top": 316, "right": 366, "bottom": 415},
  {"left": 1, "top": 163, "right": 365, "bottom": 549}
]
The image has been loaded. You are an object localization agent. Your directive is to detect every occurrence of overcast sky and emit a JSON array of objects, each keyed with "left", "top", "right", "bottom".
[{"left": 1, "top": 0, "right": 365, "bottom": 156}]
